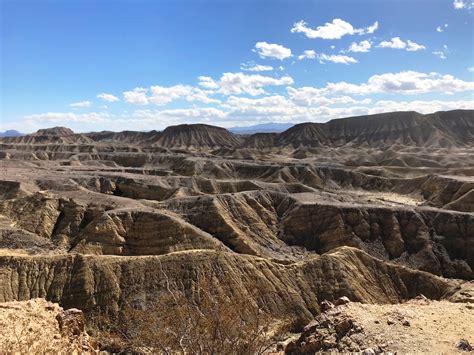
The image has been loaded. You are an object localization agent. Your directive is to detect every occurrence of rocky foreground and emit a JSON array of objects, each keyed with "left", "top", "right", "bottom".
[
  {"left": 0, "top": 110, "right": 472, "bottom": 352},
  {"left": 284, "top": 292, "right": 474, "bottom": 354},
  {"left": 0, "top": 299, "right": 97, "bottom": 352},
  {"left": 1, "top": 293, "right": 473, "bottom": 353}
]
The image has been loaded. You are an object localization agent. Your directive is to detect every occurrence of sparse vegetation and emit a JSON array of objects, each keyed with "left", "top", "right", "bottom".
[{"left": 89, "top": 267, "right": 285, "bottom": 353}]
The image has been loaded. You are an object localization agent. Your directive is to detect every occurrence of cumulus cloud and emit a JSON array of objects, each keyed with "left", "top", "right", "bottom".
[
  {"left": 291, "top": 19, "right": 378, "bottom": 40},
  {"left": 377, "top": 37, "right": 425, "bottom": 51},
  {"left": 287, "top": 87, "right": 371, "bottom": 106},
  {"left": 298, "top": 50, "right": 317, "bottom": 60},
  {"left": 378, "top": 37, "right": 406, "bottom": 49},
  {"left": 240, "top": 62, "right": 273, "bottom": 72},
  {"left": 253, "top": 42, "right": 292, "bottom": 60},
  {"left": 406, "top": 40, "right": 426, "bottom": 51},
  {"left": 149, "top": 85, "right": 219, "bottom": 105},
  {"left": 297, "top": 51, "right": 357, "bottom": 64},
  {"left": 24, "top": 111, "right": 113, "bottom": 125},
  {"left": 123, "top": 85, "right": 219, "bottom": 105},
  {"left": 97, "top": 93, "right": 119, "bottom": 102},
  {"left": 318, "top": 53, "right": 358, "bottom": 64},
  {"left": 453, "top": 0, "right": 474, "bottom": 9},
  {"left": 19, "top": 96, "right": 474, "bottom": 132},
  {"left": 347, "top": 40, "right": 372, "bottom": 53},
  {"left": 123, "top": 88, "right": 150, "bottom": 105},
  {"left": 323, "top": 71, "right": 474, "bottom": 95},
  {"left": 136, "top": 107, "right": 227, "bottom": 121},
  {"left": 69, "top": 100, "right": 91, "bottom": 108},
  {"left": 199, "top": 72, "right": 294, "bottom": 96},
  {"left": 198, "top": 76, "right": 219, "bottom": 90},
  {"left": 371, "top": 99, "right": 474, "bottom": 114}
]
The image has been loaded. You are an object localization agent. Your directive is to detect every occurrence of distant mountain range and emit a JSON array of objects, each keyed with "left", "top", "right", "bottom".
[
  {"left": 229, "top": 122, "right": 294, "bottom": 134},
  {"left": 1, "top": 110, "right": 473, "bottom": 149},
  {"left": 0, "top": 130, "right": 24, "bottom": 137}
]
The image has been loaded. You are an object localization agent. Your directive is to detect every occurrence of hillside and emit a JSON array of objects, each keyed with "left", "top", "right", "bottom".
[
  {"left": 0, "top": 109, "right": 472, "bottom": 352},
  {"left": 240, "top": 110, "right": 474, "bottom": 149},
  {"left": 155, "top": 123, "right": 242, "bottom": 148}
]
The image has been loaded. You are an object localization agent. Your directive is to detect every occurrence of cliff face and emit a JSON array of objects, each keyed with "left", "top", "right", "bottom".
[
  {"left": 0, "top": 247, "right": 458, "bottom": 320},
  {"left": 1, "top": 188, "right": 471, "bottom": 279}
]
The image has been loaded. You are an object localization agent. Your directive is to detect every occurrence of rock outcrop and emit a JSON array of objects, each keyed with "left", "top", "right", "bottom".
[{"left": 0, "top": 298, "right": 98, "bottom": 352}]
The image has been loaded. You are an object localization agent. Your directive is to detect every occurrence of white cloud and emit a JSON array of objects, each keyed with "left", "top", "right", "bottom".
[
  {"left": 253, "top": 42, "right": 292, "bottom": 60},
  {"left": 298, "top": 50, "right": 317, "bottom": 60},
  {"left": 432, "top": 51, "right": 447, "bottom": 59},
  {"left": 123, "top": 85, "right": 219, "bottom": 105},
  {"left": 453, "top": 0, "right": 474, "bottom": 9},
  {"left": 347, "top": 40, "right": 372, "bottom": 53},
  {"left": 240, "top": 62, "right": 273, "bottom": 72},
  {"left": 291, "top": 19, "right": 378, "bottom": 40},
  {"left": 318, "top": 53, "right": 358, "bottom": 64},
  {"left": 406, "top": 40, "right": 426, "bottom": 52},
  {"left": 323, "top": 71, "right": 474, "bottom": 95},
  {"left": 24, "top": 111, "right": 113, "bottom": 125},
  {"left": 69, "top": 100, "right": 91, "bottom": 108},
  {"left": 378, "top": 37, "right": 406, "bottom": 49},
  {"left": 432, "top": 45, "right": 449, "bottom": 60},
  {"left": 287, "top": 87, "right": 371, "bottom": 106},
  {"left": 123, "top": 88, "right": 149, "bottom": 105},
  {"left": 146, "top": 107, "right": 227, "bottom": 120},
  {"left": 149, "top": 85, "right": 219, "bottom": 105},
  {"left": 377, "top": 37, "right": 425, "bottom": 51},
  {"left": 468, "top": 67, "right": 474, "bottom": 72},
  {"left": 200, "top": 72, "right": 294, "bottom": 96},
  {"left": 371, "top": 99, "right": 474, "bottom": 114},
  {"left": 97, "top": 93, "right": 119, "bottom": 102},
  {"left": 297, "top": 51, "right": 357, "bottom": 64},
  {"left": 197, "top": 76, "right": 219, "bottom": 90},
  {"left": 18, "top": 96, "right": 474, "bottom": 132},
  {"left": 436, "top": 26, "right": 443, "bottom": 32}
]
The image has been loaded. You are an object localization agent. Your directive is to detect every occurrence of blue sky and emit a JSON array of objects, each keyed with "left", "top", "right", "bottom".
[{"left": 1, "top": 0, "right": 473, "bottom": 132}]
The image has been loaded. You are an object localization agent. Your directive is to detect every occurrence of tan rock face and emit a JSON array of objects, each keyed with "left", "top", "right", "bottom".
[
  {"left": 0, "top": 247, "right": 458, "bottom": 320},
  {"left": 71, "top": 209, "right": 226, "bottom": 255}
]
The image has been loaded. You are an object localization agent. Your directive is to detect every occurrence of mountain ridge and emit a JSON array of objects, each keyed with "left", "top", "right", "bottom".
[{"left": 2, "top": 109, "right": 472, "bottom": 149}]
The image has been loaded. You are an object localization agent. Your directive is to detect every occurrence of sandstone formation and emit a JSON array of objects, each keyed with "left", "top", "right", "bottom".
[{"left": 0, "top": 109, "right": 472, "bottom": 352}]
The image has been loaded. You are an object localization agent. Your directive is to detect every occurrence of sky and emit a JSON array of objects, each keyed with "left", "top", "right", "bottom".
[{"left": 1, "top": 0, "right": 473, "bottom": 133}]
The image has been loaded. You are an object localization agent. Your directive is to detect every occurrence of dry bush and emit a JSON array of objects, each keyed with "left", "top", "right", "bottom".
[{"left": 89, "top": 265, "right": 284, "bottom": 354}]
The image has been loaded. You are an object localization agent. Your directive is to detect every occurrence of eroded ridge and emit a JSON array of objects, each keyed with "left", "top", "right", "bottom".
[{"left": 0, "top": 110, "right": 473, "bottom": 352}]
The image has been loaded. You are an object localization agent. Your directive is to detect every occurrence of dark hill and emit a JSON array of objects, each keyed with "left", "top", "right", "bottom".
[
  {"left": 240, "top": 110, "right": 474, "bottom": 149},
  {"left": 156, "top": 124, "right": 242, "bottom": 148},
  {"left": 32, "top": 127, "right": 75, "bottom": 136}
]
